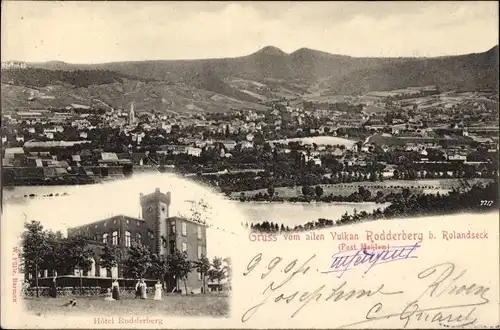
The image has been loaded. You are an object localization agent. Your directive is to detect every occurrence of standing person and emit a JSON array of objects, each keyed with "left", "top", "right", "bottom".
[
  {"left": 49, "top": 276, "right": 57, "bottom": 298},
  {"left": 135, "top": 280, "right": 140, "bottom": 299},
  {"left": 153, "top": 280, "right": 162, "bottom": 300},
  {"left": 111, "top": 279, "right": 120, "bottom": 300},
  {"left": 22, "top": 280, "right": 30, "bottom": 297},
  {"left": 140, "top": 279, "right": 147, "bottom": 299}
]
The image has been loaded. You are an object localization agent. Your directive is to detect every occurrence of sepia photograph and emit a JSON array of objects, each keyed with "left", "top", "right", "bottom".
[
  {"left": 4, "top": 174, "right": 238, "bottom": 321},
  {"left": 1, "top": 1, "right": 498, "bottom": 329}
]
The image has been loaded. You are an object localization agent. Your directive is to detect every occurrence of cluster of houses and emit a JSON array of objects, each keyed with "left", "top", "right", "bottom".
[
  {"left": 2, "top": 90, "right": 498, "bottom": 185},
  {"left": 1, "top": 61, "right": 28, "bottom": 69}
]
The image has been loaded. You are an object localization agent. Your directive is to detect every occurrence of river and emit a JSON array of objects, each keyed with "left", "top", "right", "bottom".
[
  {"left": 232, "top": 201, "right": 389, "bottom": 227},
  {"left": 3, "top": 184, "right": 387, "bottom": 228}
]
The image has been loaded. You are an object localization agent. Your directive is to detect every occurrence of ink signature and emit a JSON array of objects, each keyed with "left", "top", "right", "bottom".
[
  {"left": 339, "top": 262, "right": 491, "bottom": 328},
  {"left": 241, "top": 253, "right": 403, "bottom": 322},
  {"left": 322, "top": 243, "right": 421, "bottom": 278},
  {"left": 241, "top": 253, "right": 492, "bottom": 328}
]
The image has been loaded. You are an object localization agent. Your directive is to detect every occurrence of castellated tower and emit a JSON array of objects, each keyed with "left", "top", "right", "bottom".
[
  {"left": 65, "top": 187, "right": 206, "bottom": 293},
  {"left": 140, "top": 188, "right": 171, "bottom": 255}
]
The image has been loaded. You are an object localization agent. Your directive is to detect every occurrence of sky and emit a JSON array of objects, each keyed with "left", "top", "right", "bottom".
[
  {"left": 1, "top": 1, "right": 498, "bottom": 63},
  {"left": 3, "top": 173, "right": 244, "bottom": 259}
]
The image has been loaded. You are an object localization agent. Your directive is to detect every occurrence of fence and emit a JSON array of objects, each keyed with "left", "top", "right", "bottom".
[
  {"left": 22, "top": 287, "right": 229, "bottom": 298},
  {"left": 22, "top": 286, "right": 151, "bottom": 298}
]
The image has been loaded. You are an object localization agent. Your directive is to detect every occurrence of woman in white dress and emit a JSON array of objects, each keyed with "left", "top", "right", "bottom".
[
  {"left": 139, "top": 279, "right": 148, "bottom": 299},
  {"left": 153, "top": 280, "right": 162, "bottom": 300},
  {"left": 104, "top": 288, "right": 114, "bottom": 301}
]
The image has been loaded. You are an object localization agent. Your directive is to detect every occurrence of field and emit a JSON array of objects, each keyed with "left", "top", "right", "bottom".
[
  {"left": 1, "top": 79, "right": 267, "bottom": 114},
  {"left": 231, "top": 178, "right": 494, "bottom": 198},
  {"left": 23, "top": 294, "right": 230, "bottom": 317}
]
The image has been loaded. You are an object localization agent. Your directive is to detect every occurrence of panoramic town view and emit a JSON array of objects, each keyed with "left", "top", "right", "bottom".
[{"left": 1, "top": 1, "right": 498, "bottom": 323}]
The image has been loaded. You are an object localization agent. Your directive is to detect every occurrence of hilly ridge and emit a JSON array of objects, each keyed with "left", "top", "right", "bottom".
[
  {"left": 2, "top": 45, "right": 498, "bottom": 113},
  {"left": 26, "top": 45, "right": 499, "bottom": 92}
]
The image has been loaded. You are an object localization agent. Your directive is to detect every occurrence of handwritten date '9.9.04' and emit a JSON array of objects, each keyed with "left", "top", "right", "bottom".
[{"left": 241, "top": 253, "right": 491, "bottom": 328}]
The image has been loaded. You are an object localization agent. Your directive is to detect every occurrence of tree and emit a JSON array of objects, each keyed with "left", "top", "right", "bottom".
[
  {"left": 43, "top": 230, "right": 65, "bottom": 275},
  {"left": 402, "top": 187, "right": 412, "bottom": 200},
  {"left": 339, "top": 212, "right": 352, "bottom": 224},
  {"left": 223, "top": 257, "right": 232, "bottom": 291},
  {"left": 315, "top": 185, "right": 324, "bottom": 199},
  {"left": 150, "top": 254, "right": 171, "bottom": 288},
  {"left": 267, "top": 186, "right": 275, "bottom": 198},
  {"left": 183, "top": 199, "right": 211, "bottom": 224},
  {"left": 123, "top": 241, "right": 152, "bottom": 279},
  {"left": 100, "top": 245, "right": 122, "bottom": 278},
  {"left": 193, "top": 255, "right": 210, "bottom": 293},
  {"left": 21, "top": 221, "right": 50, "bottom": 297},
  {"left": 64, "top": 235, "right": 94, "bottom": 294},
  {"left": 168, "top": 250, "right": 192, "bottom": 294},
  {"left": 358, "top": 186, "right": 372, "bottom": 201},
  {"left": 208, "top": 257, "right": 226, "bottom": 292},
  {"left": 302, "top": 185, "right": 313, "bottom": 196}
]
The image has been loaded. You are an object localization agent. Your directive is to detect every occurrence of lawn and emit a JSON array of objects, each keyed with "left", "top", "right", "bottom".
[{"left": 23, "top": 294, "right": 230, "bottom": 317}]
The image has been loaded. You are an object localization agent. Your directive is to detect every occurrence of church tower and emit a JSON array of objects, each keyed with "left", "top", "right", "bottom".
[
  {"left": 139, "top": 188, "right": 171, "bottom": 255},
  {"left": 129, "top": 102, "right": 136, "bottom": 125}
]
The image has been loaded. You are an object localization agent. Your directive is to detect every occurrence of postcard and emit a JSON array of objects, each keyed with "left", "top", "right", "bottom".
[{"left": 1, "top": 1, "right": 499, "bottom": 329}]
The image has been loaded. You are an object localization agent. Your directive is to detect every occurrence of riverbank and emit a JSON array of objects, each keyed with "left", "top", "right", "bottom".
[
  {"left": 249, "top": 180, "right": 498, "bottom": 232},
  {"left": 230, "top": 178, "right": 494, "bottom": 199},
  {"left": 4, "top": 177, "right": 494, "bottom": 205}
]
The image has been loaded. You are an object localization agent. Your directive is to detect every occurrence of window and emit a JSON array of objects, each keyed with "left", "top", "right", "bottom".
[
  {"left": 126, "top": 219, "right": 130, "bottom": 224},
  {"left": 137, "top": 221, "right": 140, "bottom": 227},
  {"left": 169, "top": 241, "right": 176, "bottom": 254},
  {"left": 102, "top": 233, "right": 108, "bottom": 244},
  {"left": 198, "top": 245, "right": 202, "bottom": 259},
  {"left": 182, "top": 242, "right": 187, "bottom": 253},
  {"left": 125, "top": 231, "right": 131, "bottom": 247},
  {"left": 112, "top": 231, "right": 118, "bottom": 245},
  {"left": 136, "top": 233, "right": 142, "bottom": 243},
  {"left": 161, "top": 206, "right": 166, "bottom": 213},
  {"left": 104, "top": 221, "right": 107, "bottom": 227},
  {"left": 170, "top": 220, "right": 176, "bottom": 234},
  {"left": 181, "top": 222, "right": 187, "bottom": 236},
  {"left": 197, "top": 226, "right": 202, "bottom": 240}
]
